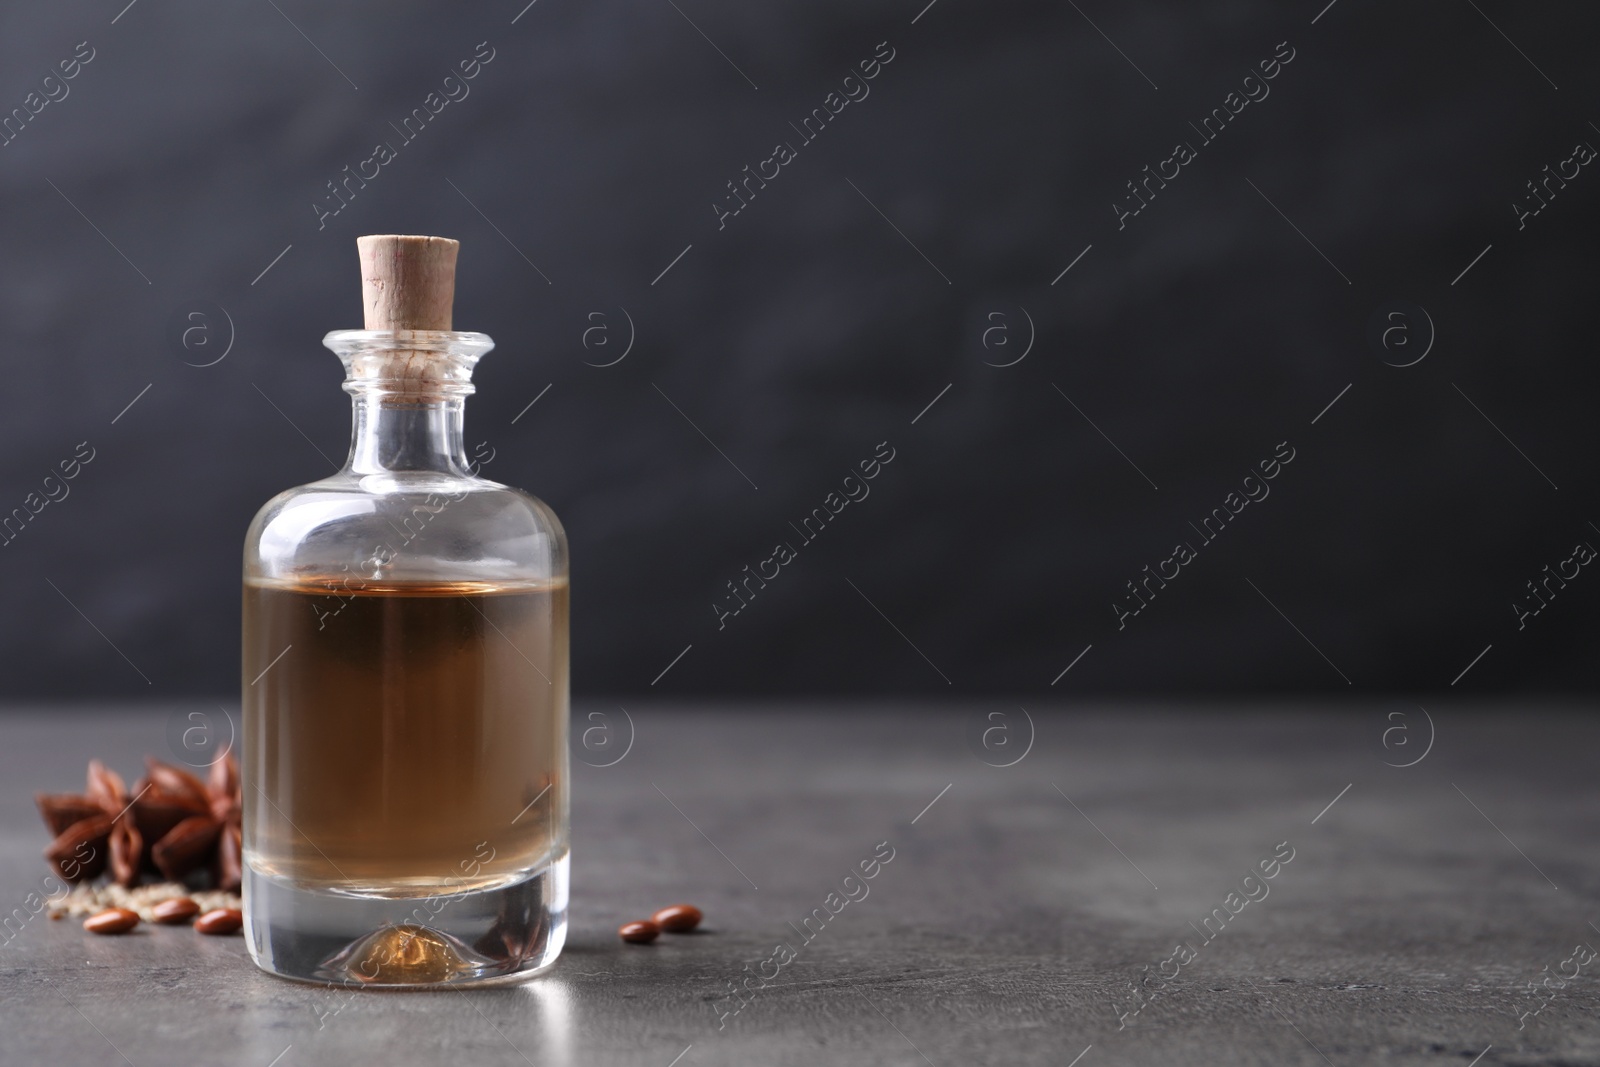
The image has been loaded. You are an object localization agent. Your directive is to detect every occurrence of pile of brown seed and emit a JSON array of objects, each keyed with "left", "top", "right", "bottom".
[
  {"left": 81, "top": 904, "right": 240, "bottom": 936},
  {"left": 618, "top": 903, "right": 702, "bottom": 944},
  {"left": 49, "top": 881, "right": 244, "bottom": 936},
  {"left": 47, "top": 881, "right": 240, "bottom": 922}
]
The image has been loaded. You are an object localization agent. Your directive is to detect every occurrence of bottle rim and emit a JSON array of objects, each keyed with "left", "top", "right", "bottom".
[
  {"left": 322, "top": 329, "right": 495, "bottom": 355},
  {"left": 323, "top": 330, "right": 495, "bottom": 400}
]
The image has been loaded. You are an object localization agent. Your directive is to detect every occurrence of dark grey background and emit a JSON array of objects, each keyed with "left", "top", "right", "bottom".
[{"left": 0, "top": 0, "right": 1594, "bottom": 699}]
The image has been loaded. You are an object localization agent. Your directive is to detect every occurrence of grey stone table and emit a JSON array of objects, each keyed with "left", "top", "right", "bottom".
[{"left": 1, "top": 703, "right": 1596, "bottom": 1067}]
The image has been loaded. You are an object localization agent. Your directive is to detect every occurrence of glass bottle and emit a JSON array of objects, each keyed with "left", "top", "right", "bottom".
[{"left": 241, "top": 235, "right": 569, "bottom": 986}]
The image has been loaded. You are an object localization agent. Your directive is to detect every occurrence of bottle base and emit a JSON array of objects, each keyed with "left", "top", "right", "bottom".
[{"left": 243, "top": 854, "right": 568, "bottom": 988}]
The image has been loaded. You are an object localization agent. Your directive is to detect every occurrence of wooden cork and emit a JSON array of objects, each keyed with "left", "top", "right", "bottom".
[{"left": 357, "top": 235, "right": 458, "bottom": 331}]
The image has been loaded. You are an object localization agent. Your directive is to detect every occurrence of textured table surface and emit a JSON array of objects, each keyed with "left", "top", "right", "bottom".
[{"left": 0, "top": 703, "right": 1595, "bottom": 1067}]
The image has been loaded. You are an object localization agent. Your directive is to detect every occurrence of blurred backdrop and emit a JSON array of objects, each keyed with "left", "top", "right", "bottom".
[{"left": 0, "top": 0, "right": 1595, "bottom": 699}]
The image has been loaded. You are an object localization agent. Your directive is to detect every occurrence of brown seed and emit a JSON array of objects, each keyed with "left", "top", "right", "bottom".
[
  {"left": 194, "top": 908, "right": 243, "bottom": 936},
  {"left": 83, "top": 908, "right": 140, "bottom": 935},
  {"left": 618, "top": 920, "right": 659, "bottom": 944},
  {"left": 651, "top": 904, "right": 703, "bottom": 933},
  {"left": 151, "top": 898, "right": 202, "bottom": 925}
]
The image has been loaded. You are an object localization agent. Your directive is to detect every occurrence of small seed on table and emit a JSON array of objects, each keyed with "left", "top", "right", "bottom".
[
  {"left": 194, "top": 908, "right": 243, "bottom": 936},
  {"left": 651, "top": 904, "right": 702, "bottom": 933},
  {"left": 84, "top": 908, "right": 140, "bottom": 935},
  {"left": 619, "top": 920, "right": 659, "bottom": 944},
  {"left": 151, "top": 898, "right": 201, "bottom": 924}
]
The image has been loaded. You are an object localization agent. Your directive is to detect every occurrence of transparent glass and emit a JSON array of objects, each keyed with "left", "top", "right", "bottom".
[{"left": 241, "top": 329, "right": 569, "bottom": 987}]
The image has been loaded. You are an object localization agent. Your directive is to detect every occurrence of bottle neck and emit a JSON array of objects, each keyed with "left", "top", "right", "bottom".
[
  {"left": 346, "top": 393, "right": 472, "bottom": 477},
  {"left": 323, "top": 329, "right": 494, "bottom": 477}
]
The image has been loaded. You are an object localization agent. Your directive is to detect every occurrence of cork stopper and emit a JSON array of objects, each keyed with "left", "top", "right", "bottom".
[
  {"left": 357, "top": 235, "right": 459, "bottom": 331},
  {"left": 337, "top": 235, "right": 486, "bottom": 401}
]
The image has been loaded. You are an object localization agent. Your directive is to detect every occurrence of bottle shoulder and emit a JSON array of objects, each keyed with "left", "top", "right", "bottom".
[{"left": 244, "top": 474, "right": 566, "bottom": 583}]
